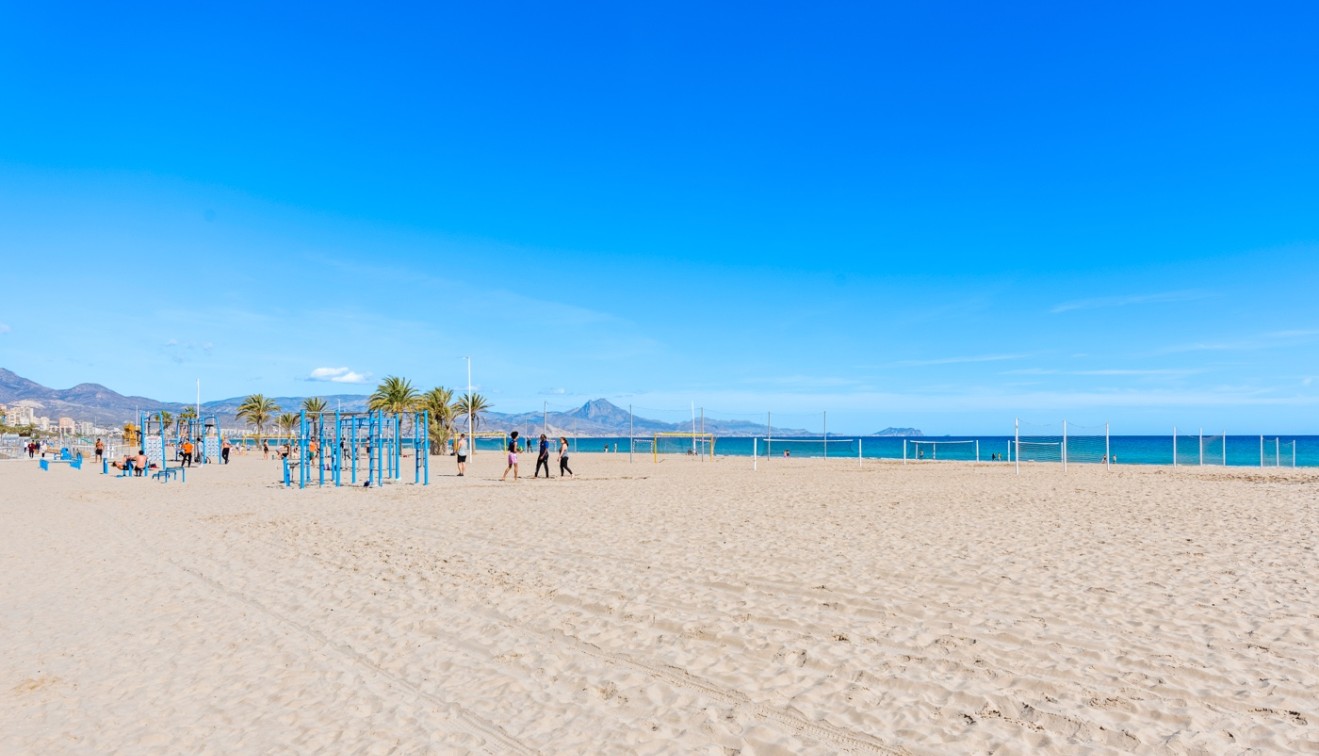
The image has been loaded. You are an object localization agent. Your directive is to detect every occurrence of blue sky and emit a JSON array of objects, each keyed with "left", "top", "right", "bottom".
[{"left": 2, "top": 2, "right": 1317, "bottom": 434}]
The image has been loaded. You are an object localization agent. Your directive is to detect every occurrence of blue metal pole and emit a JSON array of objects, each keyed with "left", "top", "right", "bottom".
[
  {"left": 333, "top": 410, "right": 342, "bottom": 487},
  {"left": 299, "top": 410, "right": 307, "bottom": 489}
]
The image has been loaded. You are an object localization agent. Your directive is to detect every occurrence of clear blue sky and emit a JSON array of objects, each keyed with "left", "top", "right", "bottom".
[{"left": 2, "top": 2, "right": 1317, "bottom": 434}]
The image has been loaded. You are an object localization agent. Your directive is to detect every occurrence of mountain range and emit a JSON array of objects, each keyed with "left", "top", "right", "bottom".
[{"left": 0, "top": 368, "right": 854, "bottom": 437}]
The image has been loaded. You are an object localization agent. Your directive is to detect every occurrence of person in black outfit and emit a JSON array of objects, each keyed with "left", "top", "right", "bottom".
[{"left": 534, "top": 433, "right": 551, "bottom": 478}]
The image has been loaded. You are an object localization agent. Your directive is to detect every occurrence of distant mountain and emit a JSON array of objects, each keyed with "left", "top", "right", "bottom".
[
  {"left": 873, "top": 427, "right": 923, "bottom": 437},
  {"left": 479, "top": 399, "right": 807, "bottom": 436},
  {"left": 0, "top": 368, "right": 180, "bottom": 427},
  {"left": 0, "top": 368, "right": 807, "bottom": 437}
]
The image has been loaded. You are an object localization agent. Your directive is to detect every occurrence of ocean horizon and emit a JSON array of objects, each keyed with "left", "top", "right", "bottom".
[{"left": 471, "top": 434, "right": 1318, "bottom": 468}]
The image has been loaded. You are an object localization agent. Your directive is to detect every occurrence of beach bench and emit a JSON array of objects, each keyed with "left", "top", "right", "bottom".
[
  {"left": 39, "top": 455, "right": 83, "bottom": 471},
  {"left": 152, "top": 467, "right": 182, "bottom": 482}
]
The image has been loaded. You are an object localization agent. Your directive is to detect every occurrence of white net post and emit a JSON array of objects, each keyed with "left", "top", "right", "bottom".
[
  {"left": 1014, "top": 418, "right": 1020, "bottom": 476},
  {"left": 1173, "top": 426, "right": 1178, "bottom": 467},
  {"left": 1199, "top": 429, "right": 1204, "bottom": 466},
  {"left": 975, "top": 439, "right": 979, "bottom": 462},
  {"left": 858, "top": 439, "right": 862, "bottom": 468},
  {"left": 1276, "top": 438, "right": 1280, "bottom": 467},
  {"left": 1105, "top": 423, "right": 1111, "bottom": 471},
  {"left": 1259, "top": 435, "right": 1264, "bottom": 467},
  {"left": 1223, "top": 432, "right": 1227, "bottom": 466},
  {"left": 753, "top": 437, "right": 758, "bottom": 471},
  {"left": 903, "top": 439, "right": 907, "bottom": 465},
  {"left": 1062, "top": 420, "right": 1068, "bottom": 473}
]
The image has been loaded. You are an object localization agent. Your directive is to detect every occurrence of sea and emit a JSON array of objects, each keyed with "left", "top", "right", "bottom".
[{"left": 472, "top": 434, "right": 1319, "bottom": 468}]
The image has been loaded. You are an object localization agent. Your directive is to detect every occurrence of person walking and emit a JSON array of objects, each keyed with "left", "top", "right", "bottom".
[
  {"left": 558, "top": 436, "right": 573, "bottom": 478},
  {"left": 501, "top": 431, "right": 520, "bottom": 481},
  {"left": 94, "top": 438, "right": 104, "bottom": 463},
  {"left": 221, "top": 439, "right": 231, "bottom": 464},
  {"left": 534, "top": 433, "right": 551, "bottom": 478},
  {"left": 455, "top": 433, "right": 469, "bottom": 476}
]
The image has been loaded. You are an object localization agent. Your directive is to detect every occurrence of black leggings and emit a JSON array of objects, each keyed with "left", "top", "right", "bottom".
[
  {"left": 559, "top": 457, "right": 572, "bottom": 476},
  {"left": 535, "top": 456, "right": 550, "bottom": 477}
]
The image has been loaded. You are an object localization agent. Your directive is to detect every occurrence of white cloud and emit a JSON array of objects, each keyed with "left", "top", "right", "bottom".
[
  {"left": 308, "top": 367, "right": 370, "bottom": 384},
  {"left": 1050, "top": 290, "right": 1213, "bottom": 314},
  {"left": 889, "top": 353, "right": 1031, "bottom": 368}
]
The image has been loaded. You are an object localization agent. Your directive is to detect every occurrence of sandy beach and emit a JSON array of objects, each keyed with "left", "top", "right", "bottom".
[{"left": 2, "top": 452, "right": 1316, "bottom": 753}]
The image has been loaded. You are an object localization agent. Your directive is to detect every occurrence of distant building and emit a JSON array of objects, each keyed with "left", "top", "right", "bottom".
[
  {"left": 6, "top": 403, "right": 37, "bottom": 426},
  {"left": 37, "top": 416, "right": 51, "bottom": 431},
  {"left": 78, "top": 421, "right": 96, "bottom": 436},
  {"left": 58, "top": 417, "right": 76, "bottom": 433}
]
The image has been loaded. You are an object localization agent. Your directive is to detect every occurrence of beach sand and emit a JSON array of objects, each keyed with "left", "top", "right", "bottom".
[{"left": 2, "top": 451, "right": 1316, "bottom": 753}]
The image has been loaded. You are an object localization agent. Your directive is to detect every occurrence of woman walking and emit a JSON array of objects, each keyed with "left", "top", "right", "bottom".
[
  {"left": 501, "top": 431, "right": 520, "bottom": 481},
  {"left": 558, "top": 436, "right": 573, "bottom": 478}
]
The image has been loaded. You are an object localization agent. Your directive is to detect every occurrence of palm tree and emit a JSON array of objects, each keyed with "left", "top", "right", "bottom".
[
  {"left": 302, "top": 396, "right": 327, "bottom": 434},
  {"left": 453, "top": 392, "right": 491, "bottom": 433},
  {"left": 178, "top": 406, "right": 198, "bottom": 436},
  {"left": 419, "top": 386, "right": 455, "bottom": 454},
  {"left": 236, "top": 394, "right": 280, "bottom": 446},
  {"left": 368, "top": 376, "right": 420, "bottom": 413},
  {"left": 160, "top": 410, "right": 174, "bottom": 435},
  {"left": 277, "top": 412, "right": 301, "bottom": 440}
]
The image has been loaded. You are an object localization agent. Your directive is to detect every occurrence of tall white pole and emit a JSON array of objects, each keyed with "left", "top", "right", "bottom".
[
  {"left": 196, "top": 379, "right": 200, "bottom": 419},
  {"left": 466, "top": 357, "right": 473, "bottom": 456},
  {"left": 1223, "top": 431, "right": 1227, "bottom": 466},
  {"left": 1062, "top": 419, "right": 1068, "bottom": 472},
  {"left": 1276, "top": 437, "right": 1280, "bottom": 467},
  {"left": 753, "top": 437, "right": 758, "bottom": 471},
  {"left": 823, "top": 411, "right": 827, "bottom": 459},
  {"left": 1199, "top": 428, "right": 1203, "bottom": 466},
  {"left": 1014, "top": 418, "right": 1020, "bottom": 476}
]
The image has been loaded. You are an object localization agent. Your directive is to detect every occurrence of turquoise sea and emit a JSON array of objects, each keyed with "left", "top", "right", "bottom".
[{"left": 474, "top": 435, "right": 1318, "bottom": 468}]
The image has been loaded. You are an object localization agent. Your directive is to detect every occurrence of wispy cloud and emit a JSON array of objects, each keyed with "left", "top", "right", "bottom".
[
  {"left": 1002, "top": 368, "right": 1204, "bottom": 377},
  {"left": 163, "top": 338, "right": 215, "bottom": 364},
  {"left": 307, "top": 367, "right": 370, "bottom": 384},
  {"left": 889, "top": 353, "right": 1031, "bottom": 368},
  {"left": 1155, "top": 328, "right": 1319, "bottom": 355},
  {"left": 1050, "top": 290, "right": 1213, "bottom": 314},
  {"left": 0, "top": 322, "right": 10, "bottom": 334}
]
